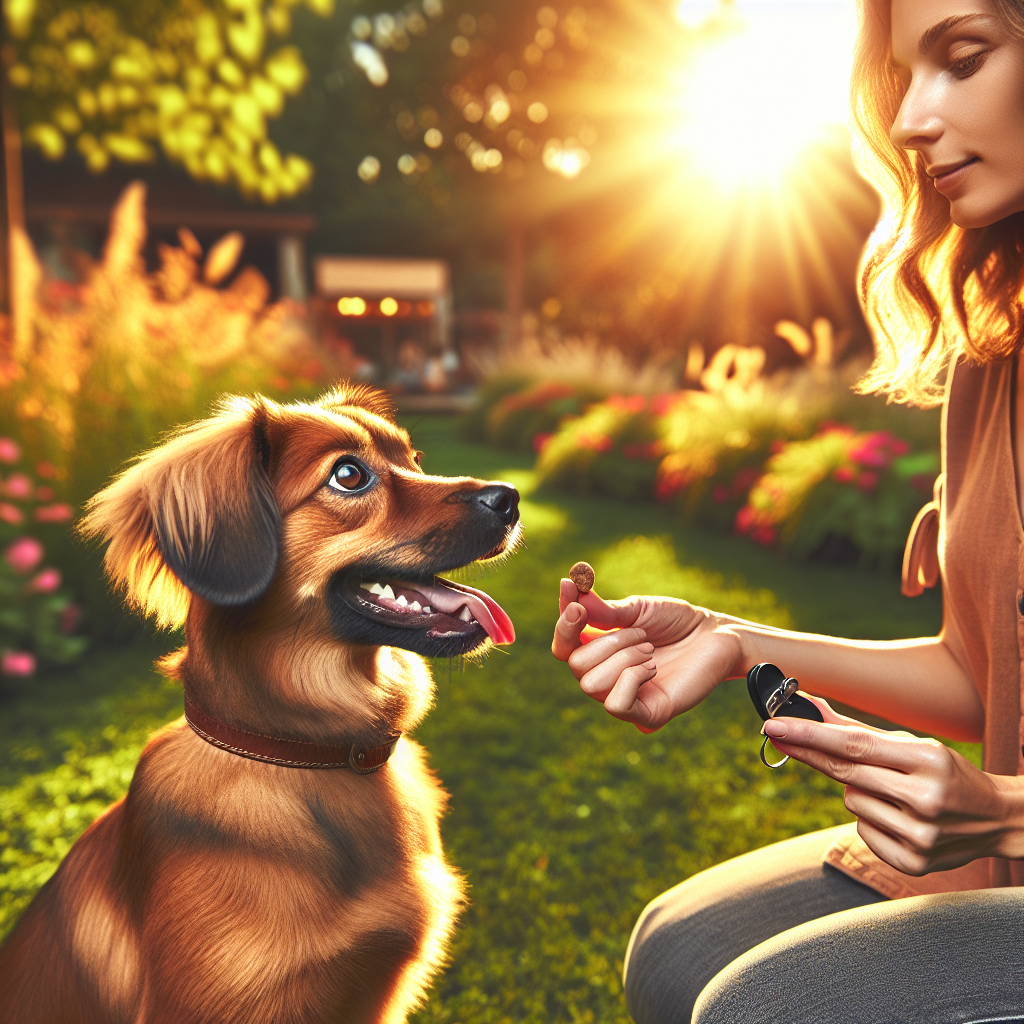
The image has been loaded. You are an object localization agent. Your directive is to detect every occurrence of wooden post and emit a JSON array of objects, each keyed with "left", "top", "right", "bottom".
[{"left": 1, "top": 45, "right": 27, "bottom": 314}]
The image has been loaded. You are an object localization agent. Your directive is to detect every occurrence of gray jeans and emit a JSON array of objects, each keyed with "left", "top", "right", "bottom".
[{"left": 623, "top": 825, "right": 1024, "bottom": 1024}]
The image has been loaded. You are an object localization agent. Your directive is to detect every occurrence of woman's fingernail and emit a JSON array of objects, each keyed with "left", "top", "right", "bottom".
[
  {"left": 567, "top": 608, "right": 580, "bottom": 623},
  {"left": 763, "top": 719, "right": 787, "bottom": 738},
  {"left": 639, "top": 642, "right": 654, "bottom": 654}
]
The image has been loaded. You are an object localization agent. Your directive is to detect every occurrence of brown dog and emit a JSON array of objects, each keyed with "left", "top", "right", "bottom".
[{"left": 0, "top": 384, "right": 520, "bottom": 1024}]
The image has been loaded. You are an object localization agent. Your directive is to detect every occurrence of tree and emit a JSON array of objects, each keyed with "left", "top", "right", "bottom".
[{"left": 2, "top": 0, "right": 336, "bottom": 202}]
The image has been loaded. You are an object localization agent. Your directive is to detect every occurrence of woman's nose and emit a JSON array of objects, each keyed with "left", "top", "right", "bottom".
[{"left": 890, "top": 80, "right": 944, "bottom": 153}]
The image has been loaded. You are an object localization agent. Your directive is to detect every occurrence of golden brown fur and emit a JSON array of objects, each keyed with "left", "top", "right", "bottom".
[{"left": 0, "top": 383, "right": 520, "bottom": 1023}]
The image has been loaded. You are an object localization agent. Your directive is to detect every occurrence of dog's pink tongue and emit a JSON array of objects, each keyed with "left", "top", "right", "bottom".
[{"left": 419, "top": 579, "right": 515, "bottom": 645}]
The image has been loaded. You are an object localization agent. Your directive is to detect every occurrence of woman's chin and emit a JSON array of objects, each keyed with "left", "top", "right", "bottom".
[{"left": 948, "top": 192, "right": 1024, "bottom": 230}]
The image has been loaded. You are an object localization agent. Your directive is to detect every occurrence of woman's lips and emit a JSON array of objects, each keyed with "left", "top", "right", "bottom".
[{"left": 931, "top": 158, "right": 979, "bottom": 196}]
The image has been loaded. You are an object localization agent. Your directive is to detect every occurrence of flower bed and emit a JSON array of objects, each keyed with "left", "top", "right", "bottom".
[{"left": 468, "top": 372, "right": 940, "bottom": 568}]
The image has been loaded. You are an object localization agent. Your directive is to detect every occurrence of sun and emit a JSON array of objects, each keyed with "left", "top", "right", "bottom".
[{"left": 676, "top": 1, "right": 857, "bottom": 189}]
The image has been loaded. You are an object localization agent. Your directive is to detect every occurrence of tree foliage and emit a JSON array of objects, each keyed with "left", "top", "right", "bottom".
[{"left": 2, "top": 0, "right": 339, "bottom": 202}]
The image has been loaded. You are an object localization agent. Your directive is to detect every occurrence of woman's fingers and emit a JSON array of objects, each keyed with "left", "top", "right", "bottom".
[
  {"left": 559, "top": 578, "right": 578, "bottom": 615},
  {"left": 603, "top": 662, "right": 658, "bottom": 720},
  {"left": 552, "top": 601, "right": 588, "bottom": 661},
  {"left": 762, "top": 716, "right": 939, "bottom": 774},
  {"left": 577, "top": 589, "right": 643, "bottom": 630},
  {"left": 577, "top": 641, "right": 656, "bottom": 700},
  {"left": 567, "top": 626, "right": 648, "bottom": 677}
]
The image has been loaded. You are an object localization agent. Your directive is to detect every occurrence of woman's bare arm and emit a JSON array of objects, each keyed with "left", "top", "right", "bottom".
[
  {"left": 553, "top": 583, "right": 985, "bottom": 742},
  {"left": 727, "top": 622, "right": 984, "bottom": 742}
]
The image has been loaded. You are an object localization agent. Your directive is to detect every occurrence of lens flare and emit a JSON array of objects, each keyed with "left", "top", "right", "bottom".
[{"left": 677, "top": 4, "right": 855, "bottom": 188}]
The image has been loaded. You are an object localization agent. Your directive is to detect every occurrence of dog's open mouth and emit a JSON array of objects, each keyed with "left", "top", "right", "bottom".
[
  {"left": 353, "top": 577, "right": 515, "bottom": 645},
  {"left": 330, "top": 569, "right": 515, "bottom": 657}
]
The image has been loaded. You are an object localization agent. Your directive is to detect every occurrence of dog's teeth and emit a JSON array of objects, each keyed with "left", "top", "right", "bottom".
[
  {"left": 423, "top": 605, "right": 432, "bottom": 614},
  {"left": 458, "top": 606, "right": 473, "bottom": 622},
  {"left": 396, "top": 594, "right": 408, "bottom": 607},
  {"left": 368, "top": 583, "right": 385, "bottom": 596},
  {"left": 410, "top": 600, "right": 422, "bottom": 612},
  {"left": 381, "top": 585, "right": 395, "bottom": 600},
  {"left": 359, "top": 582, "right": 377, "bottom": 592}
]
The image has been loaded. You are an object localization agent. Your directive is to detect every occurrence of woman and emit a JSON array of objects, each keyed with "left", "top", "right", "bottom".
[{"left": 552, "top": 0, "right": 1024, "bottom": 1020}]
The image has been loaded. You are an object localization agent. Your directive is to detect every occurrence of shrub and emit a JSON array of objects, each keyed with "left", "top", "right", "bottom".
[
  {"left": 0, "top": 438, "right": 87, "bottom": 677},
  {"left": 737, "top": 427, "right": 938, "bottom": 566}
]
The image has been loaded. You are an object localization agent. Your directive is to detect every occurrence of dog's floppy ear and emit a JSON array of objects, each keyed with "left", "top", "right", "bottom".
[{"left": 79, "top": 397, "right": 280, "bottom": 628}]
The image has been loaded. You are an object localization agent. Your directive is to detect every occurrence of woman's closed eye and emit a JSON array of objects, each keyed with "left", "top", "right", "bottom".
[{"left": 949, "top": 48, "right": 988, "bottom": 79}]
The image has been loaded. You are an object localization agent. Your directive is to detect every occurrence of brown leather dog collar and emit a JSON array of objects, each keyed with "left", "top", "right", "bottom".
[{"left": 183, "top": 696, "right": 400, "bottom": 773}]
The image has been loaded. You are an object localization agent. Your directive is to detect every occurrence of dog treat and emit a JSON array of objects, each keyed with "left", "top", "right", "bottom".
[{"left": 569, "top": 561, "right": 595, "bottom": 594}]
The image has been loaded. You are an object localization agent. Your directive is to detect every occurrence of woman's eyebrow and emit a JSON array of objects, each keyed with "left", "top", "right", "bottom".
[{"left": 918, "top": 13, "right": 990, "bottom": 55}]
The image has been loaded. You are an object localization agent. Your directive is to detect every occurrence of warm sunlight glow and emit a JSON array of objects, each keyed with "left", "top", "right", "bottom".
[{"left": 677, "top": 2, "right": 856, "bottom": 188}]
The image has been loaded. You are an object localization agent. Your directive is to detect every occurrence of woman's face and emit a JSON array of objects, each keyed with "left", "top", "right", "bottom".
[{"left": 889, "top": 0, "right": 1024, "bottom": 228}]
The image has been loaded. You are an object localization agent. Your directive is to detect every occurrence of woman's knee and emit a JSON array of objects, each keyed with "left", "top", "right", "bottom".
[{"left": 692, "top": 889, "right": 1024, "bottom": 1024}]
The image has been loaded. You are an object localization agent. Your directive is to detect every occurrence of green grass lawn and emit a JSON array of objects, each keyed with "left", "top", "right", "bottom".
[{"left": 0, "top": 416, "right": 954, "bottom": 1023}]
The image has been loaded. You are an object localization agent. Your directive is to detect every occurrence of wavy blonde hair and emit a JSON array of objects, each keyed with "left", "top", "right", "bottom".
[{"left": 851, "top": 0, "right": 1024, "bottom": 406}]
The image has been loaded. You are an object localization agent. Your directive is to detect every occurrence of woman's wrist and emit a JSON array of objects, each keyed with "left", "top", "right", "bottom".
[{"left": 992, "top": 773, "right": 1024, "bottom": 861}]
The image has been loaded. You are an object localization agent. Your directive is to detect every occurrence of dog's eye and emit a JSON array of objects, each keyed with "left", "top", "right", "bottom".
[
  {"left": 413, "top": 451, "right": 423, "bottom": 467},
  {"left": 327, "top": 458, "right": 375, "bottom": 494}
]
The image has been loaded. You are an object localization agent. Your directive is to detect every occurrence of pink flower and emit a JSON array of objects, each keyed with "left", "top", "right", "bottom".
[
  {"left": 1, "top": 651, "right": 36, "bottom": 677},
  {"left": 0, "top": 503, "right": 23, "bottom": 524},
  {"left": 858, "top": 471, "right": 879, "bottom": 491},
  {"left": 834, "top": 466, "right": 855, "bottom": 483},
  {"left": 4, "top": 474, "right": 32, "bottom": 499},
  {"left": 28, "top": 568, "right": 62, "bottom": 593},
  {"left": 34, "top": 503, "right": 73, "bottom": 523},
  {"left": 4, "top": 537, "right": 44, "bottom": 572},
  {"left": 0, "top": 438, "right": 20, "bottom": 464}
]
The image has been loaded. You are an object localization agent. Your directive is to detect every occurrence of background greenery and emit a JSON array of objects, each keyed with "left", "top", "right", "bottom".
[{"left": 0, "top": 416, "right": 962, "bottom": 1022}]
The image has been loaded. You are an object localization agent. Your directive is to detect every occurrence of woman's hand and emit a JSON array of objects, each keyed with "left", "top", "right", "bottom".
[
  {"left": 763, "top": 697, "right": 1024, "bottom": 874},
  {"left": 551, "top": 579, "right": 742, "bottom": 731}
]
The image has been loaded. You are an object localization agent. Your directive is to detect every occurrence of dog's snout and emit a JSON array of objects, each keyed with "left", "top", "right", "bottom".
[{"left": 475, "top": 484, "right": 520, "bottom": 527}]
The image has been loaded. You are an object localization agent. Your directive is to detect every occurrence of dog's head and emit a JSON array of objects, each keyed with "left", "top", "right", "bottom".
[{"left": 80, "top": 384, "right": 520, "bottom": 659}]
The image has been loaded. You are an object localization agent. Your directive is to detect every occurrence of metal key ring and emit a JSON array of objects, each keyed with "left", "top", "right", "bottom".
[{"left": 760, "top": 733, "right": 790, "bottom": 769}]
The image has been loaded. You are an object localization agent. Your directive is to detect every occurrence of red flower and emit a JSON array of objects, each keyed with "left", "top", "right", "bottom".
[
  {"left": 608, "top": 395, "right": 646, "bottom": 413},
  {"left": 732, "top": 467, "right": 759, "bottom": 496},
  {"left": 0, "top": 503, "right": 23, "bottom": 524},
  {"left": 577, "top": 433, "right": 613, "bottom": 453},
  {"left": 533, "top": 432, "right": 554, "bottom": 453},
  {"left": 60, "top": 603, "right": 81, "bottom": 634},
  {"left": 834, "top": 466, "right": 855, "bottom": 483}
]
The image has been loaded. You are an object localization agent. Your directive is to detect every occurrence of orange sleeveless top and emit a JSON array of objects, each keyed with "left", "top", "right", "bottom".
[{"left": 823, "top": 356, "right": 1024, "bottom": 898}]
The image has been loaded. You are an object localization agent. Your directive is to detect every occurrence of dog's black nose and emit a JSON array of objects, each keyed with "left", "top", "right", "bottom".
[{"left": 475, "top": 484, "right": 520, "bottom": 527}]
